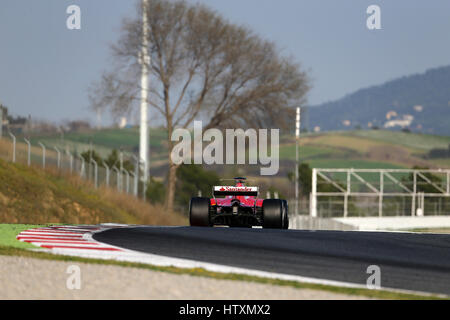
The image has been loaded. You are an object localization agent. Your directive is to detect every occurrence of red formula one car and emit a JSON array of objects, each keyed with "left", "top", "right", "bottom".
[{"left": 189, "top": 178, "right": 289, "bottom": 229}]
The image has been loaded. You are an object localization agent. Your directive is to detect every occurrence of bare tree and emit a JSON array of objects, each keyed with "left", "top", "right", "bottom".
[{"left": 90, "top": 0, "right": 310, "bottom": 212}]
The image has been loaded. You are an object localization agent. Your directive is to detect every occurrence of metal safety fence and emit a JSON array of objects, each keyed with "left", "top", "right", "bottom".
[{"left": 0, "top": 133, "right": 142, "bottom": 198}]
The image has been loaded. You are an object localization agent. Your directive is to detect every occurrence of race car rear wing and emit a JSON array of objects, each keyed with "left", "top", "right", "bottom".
[{"left": 213, "top": 186, "right": 259, "bottom": 197}]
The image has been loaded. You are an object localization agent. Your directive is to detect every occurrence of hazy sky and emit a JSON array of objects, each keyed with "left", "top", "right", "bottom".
[{"left": 0, "top": 0, "right": 449, "bottom": 124}]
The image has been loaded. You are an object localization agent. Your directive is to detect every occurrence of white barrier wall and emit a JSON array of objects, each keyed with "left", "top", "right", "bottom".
[
  {"left": 290, "top": 215, "right": 450, "bottom": 231},
  {"left": 334, "top": 216, "right": 450, "bottom": 231},
  {"left": 289, "top": 216, "right": 357, "bottom": 231}
]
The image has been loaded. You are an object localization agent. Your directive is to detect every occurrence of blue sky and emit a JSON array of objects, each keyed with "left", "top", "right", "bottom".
[{"left": 0, "top": 0, "right": 449, "bottom": 124}]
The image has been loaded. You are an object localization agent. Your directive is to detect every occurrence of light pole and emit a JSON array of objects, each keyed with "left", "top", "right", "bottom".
[
  {"left": 295, "top": 107, "right": 301, "bottom": 216},
  {"left": 139, "top": 0, "right": 150, "bottom": 188}
]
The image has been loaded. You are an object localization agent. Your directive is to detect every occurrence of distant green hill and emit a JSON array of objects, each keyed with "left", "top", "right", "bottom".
[
  {"left": 308, "top": 66, "right": 450, "bottom": 136},
  {"left": 35, "top": 127, "right": 168, "bottom": 158}
]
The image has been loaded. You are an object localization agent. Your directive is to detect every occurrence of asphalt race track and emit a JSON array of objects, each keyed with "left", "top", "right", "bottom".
[{"left": 94, "top": 227, "right": 450, "bottom": 295}]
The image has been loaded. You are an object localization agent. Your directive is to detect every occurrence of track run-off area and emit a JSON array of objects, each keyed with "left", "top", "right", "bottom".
[{"left": 17, "top": 225, "right": 450, "bottom": 296}]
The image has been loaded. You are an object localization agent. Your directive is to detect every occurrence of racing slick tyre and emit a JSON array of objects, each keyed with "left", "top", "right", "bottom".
[
  {"left": 189, "top": 197, "right": 211, "bottom": 227},
  {"left": 281, "top": 200, "right": 289, "bottom": 230},
  {"left": 262, "top": 199, "right": 283, "bottom": 229}
]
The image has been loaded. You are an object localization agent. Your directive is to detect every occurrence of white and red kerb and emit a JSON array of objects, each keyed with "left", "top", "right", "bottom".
[{"left": 16, "top": 225, "right": 123, "bottom": 252}]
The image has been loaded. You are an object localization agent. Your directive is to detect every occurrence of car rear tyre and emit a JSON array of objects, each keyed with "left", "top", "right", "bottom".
[
  {"left": 281, "top": 200, "right": 289, "bottom": 230},
  {"left": 189, "top": 197, "right": 211, "bottom": 227},
  {"left": 263, "top": 199, "right": 283, "bottom": 229}
]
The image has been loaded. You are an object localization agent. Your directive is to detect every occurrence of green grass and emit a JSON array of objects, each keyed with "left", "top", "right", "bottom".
[
  {"left": 305, "top": 159, "right": 407, "bottom": 169},
  {"left": 0, "top": 244, "right": 444, "bottom": 300},
  {"left": 37, "top": 138, "right": 114, "bottom": 158},
  {"left": 34, "top": 128, "right": 168, "bottom": 162},
  {"left": 65, "top": 128, "right": 142, "bottom": 149},
  {"left": 346, "top": 130, "right": 450, "bottom": 151},
  {"left": 429, "top": 158, "right": 450, "bottom": 168},
  {"left": 0, "top": 224, "right": 43, "bottom": 249},
  {"left": 279, "top": 144, "right": 355, "bottom": 161},
  {"left": 35, "top": 128, "right": 168, "bottom": 151}
]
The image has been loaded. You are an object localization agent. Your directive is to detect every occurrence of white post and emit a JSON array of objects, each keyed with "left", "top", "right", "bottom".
[
  {"left": 67, "top": 151, "right": 73, "bottom": 174},
  {"left": 38, "top": 142, "right": 46, "bottom": 168},
  {"left": 125, "top": 170, "right": 130, "bottom": 194},
  {"left": 139, "top": 0, "right": 150, "bottom": 186},
  {"left": 9, "top": 132, "right": 16, "bottom": 163},
  {"left": 416, "top": 192, "right": 424, "bottom": 217},
  {"left": 54, "top": 147, "right": 61, "bottom": 169},
  {"left": 344, "top": 170, "right": 351, "bottom": 218},
  {"left": 90, "top": 159, "right": 98, "bottom": 188},
  {"left": 411, "top": 171, "right": 417, "bottom": 216},
  {"left": 24, "top": 138, "right": 31, "bottom": 166},
  {"left": 119, "top": 150, "right": 124, "bottom": 191},
  {"left": 79, "top": 156, "right": 85, "bottom": 178},
  {"left": 132, "top": 155, "right": 140, "bottom": 197},
  {"left": 113, "top": 166, "right": 120, "bottom": 191},
  {"left": 379, "top": 171, "right": 384, "bottom": 217},
  {"left": 295, "top": 107, "right": 301, "bottom": 216},
  {"left": 421, "top": 193, "right": 425, "bottom": 216},
  {"left": 310, "top": 168, "right": 317, "bottom": 217},
  {"left": 129, "top": 171, "right": 137, "bottom": 197},
  {"left": 103, "top": 161, "right": 110, "bottom": 187},
  {"left": 447, "top": 172, "right": 450, "bottom": 195}
]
